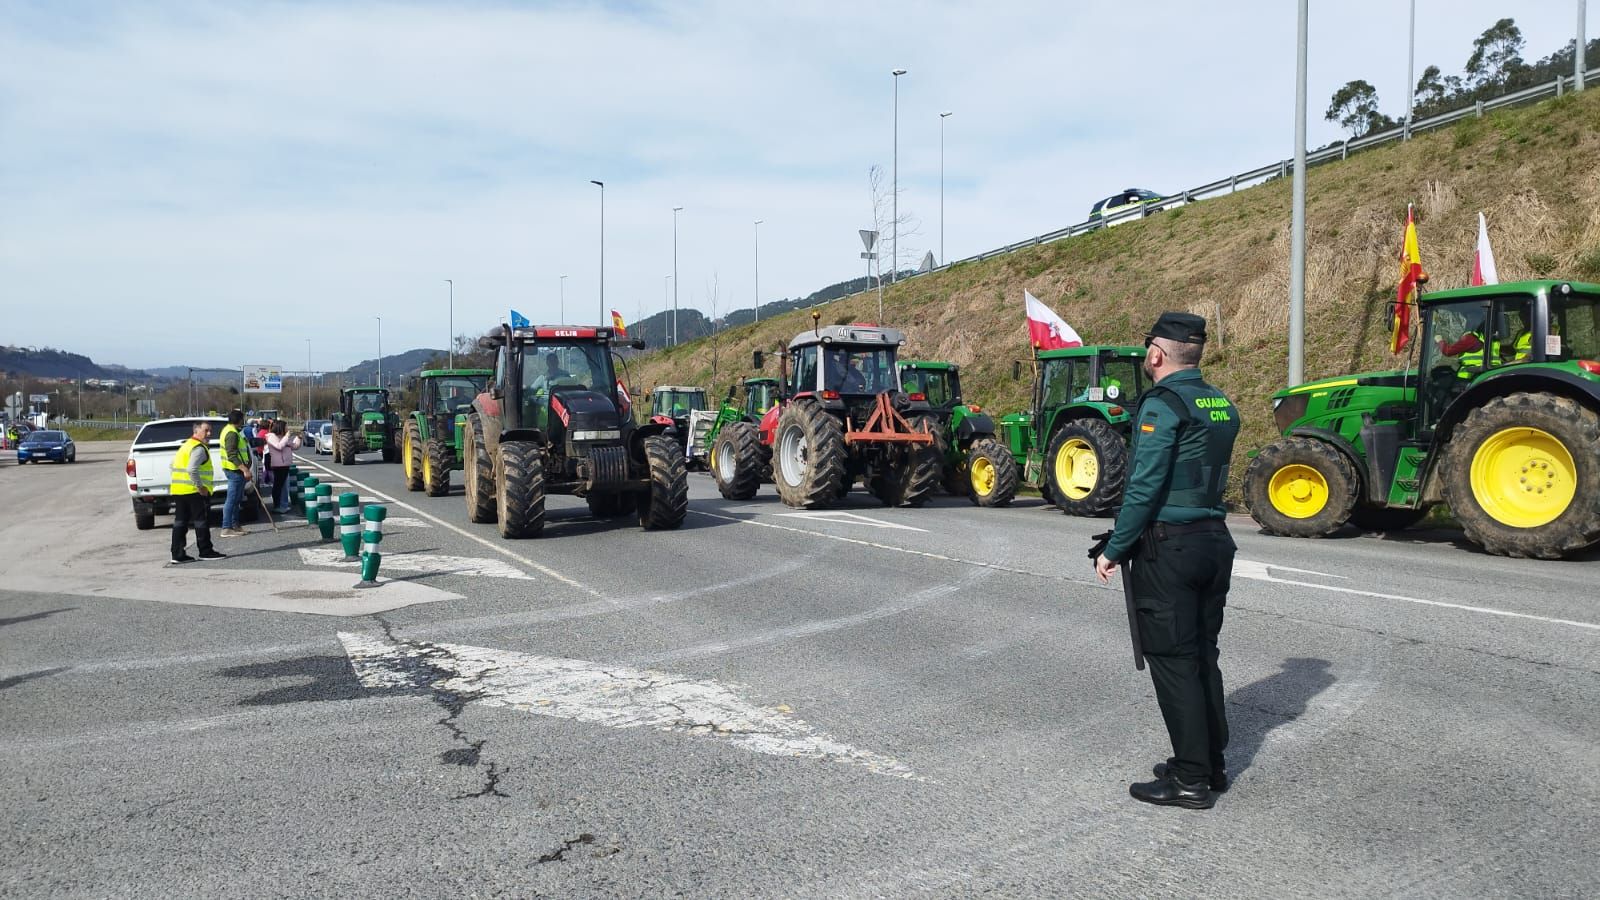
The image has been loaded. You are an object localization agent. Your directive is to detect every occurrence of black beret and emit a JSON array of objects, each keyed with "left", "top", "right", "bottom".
[{"left": 1144, "top": 311, "right": 1208, "bottom": 345}]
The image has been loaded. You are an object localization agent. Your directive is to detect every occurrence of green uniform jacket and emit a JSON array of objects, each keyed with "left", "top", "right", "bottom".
[{"left": 1104, "top": 368, "right": 1240, "bottom": 562}]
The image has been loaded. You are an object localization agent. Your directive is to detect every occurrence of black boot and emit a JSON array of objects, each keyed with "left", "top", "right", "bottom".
[
  {"left": 1130, "top": 775, "right": 1214, "bottom": 809},
  {"left": 1154, "top": 762, "right": 1229, "bottom": 792}
]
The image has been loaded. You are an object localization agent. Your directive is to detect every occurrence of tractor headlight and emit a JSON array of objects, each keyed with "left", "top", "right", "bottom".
[{"left": 571, "top": 429, "right": 621, "bottom": 441}]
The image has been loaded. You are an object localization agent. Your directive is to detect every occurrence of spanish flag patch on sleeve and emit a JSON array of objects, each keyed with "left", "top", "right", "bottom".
[{"left": 1140, "top": 423, "right": 1156, "bottom": 433}]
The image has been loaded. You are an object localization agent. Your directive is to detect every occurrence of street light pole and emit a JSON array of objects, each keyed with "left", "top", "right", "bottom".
[
  {"left": 753, "top": 220, "right": 763, "bottom": 323},
  {"left": 445, "top": 278, "right": 454, "bottom": 368},
  {"left": 672, "top": 206, "right": 683, "bottom": 346},
  {"left": 375, "top": 316, "right": 383, "bottom": 390},
  {"left": 1580, "top": 0, "right": 1588, "bottom": 92},
  {"left": 664, "top": 275, "right": 671, "bottom": 343},
  {"left": 591, "top": 180, "right": 605, "bottom": 325},
  {"left": 305, "top": 339, "right": 312, "bottom": 419},
  {"left": 891, "top": 68, "right": 906, "bottom": 283},
  {"left": 1288, "top": 0, "right": 1308, "bottom": 387},
  {"left": 1404, "top": 0, "right": 1415, "bottom": 139},
  {"left": 939, "top": 110, "right": 951, "bottom": 265},
  {"left": 559, "top": 274, "right": 568, "bottom": 325}
]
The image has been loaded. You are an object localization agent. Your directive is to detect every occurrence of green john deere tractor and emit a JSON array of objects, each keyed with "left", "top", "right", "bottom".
[
  {"left": 1244, "top": 279, "right": 1600, "bottom": 559},
  {"left": 700, "top": 376, "right": 780, "bottom": 482},
  {"left": 648, "top": 385, "right": 710, "bottom": 468},
  {"left": 996, "top": 345, "right": 1149, "bottom": 515},
  {"left": 897, "top": 361, "right": 1019, "bottom": 506},
  {"left": 401, "top": 368, "right": 493, "bottom": 495},
  {"left": 332, "top": 387, "right": 399, "bottom": 465}
]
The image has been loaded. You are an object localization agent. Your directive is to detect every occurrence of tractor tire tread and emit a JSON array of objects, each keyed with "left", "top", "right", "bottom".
[
  {"left": 639, "top": 435, "right": 689, "bottom": 529},
  {"left": 1242, "top": 435, "right": 1359, "bottom": 537}
]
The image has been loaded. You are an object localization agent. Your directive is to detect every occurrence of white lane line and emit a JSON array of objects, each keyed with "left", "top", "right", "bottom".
[
  {"left": 299, "top": 547, "right": 534, "bottom": 580},
  {"left": 383, "top": 517, "right": 431, "bottom": 528},
  {"left": 295, "top": 455, "right": 597, "bottom": 596},
  {"left": 1233, "top": 561, "right": 1600, "bottom": 632},
  {"left": 339, "top": 631, "right": 920, "bottom": 780},
  {"left": 777, "top": 511, "right": 928, "bottom": 532}
]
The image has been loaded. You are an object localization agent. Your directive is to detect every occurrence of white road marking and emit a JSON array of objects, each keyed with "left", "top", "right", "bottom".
[
  {"left": 1232, "top": 559, "right": 1347, "bottom": 581},
  {"left": 299, "top": 547, "right": 534, "bottom": 580},
  {"left": 338, "top": 631, "right": 920, "bottom": 780},
  {"left": 383, "top": 517, "right": 431, "bottom": 528},
  {"left": 294, "top": 455, "right": 597, "bottom": 595},
  {"left": 0, "top": 570, "right": 454, "bottom": 618},
  {"left": 777, "top": 511, "right": 928, "bottom": 532},
  {"left": 1231, "top": 558, "right": 1600, "bottom": 631}
]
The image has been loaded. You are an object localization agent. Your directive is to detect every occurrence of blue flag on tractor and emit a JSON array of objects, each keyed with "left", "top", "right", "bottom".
[{"left": 510, "top": 309, "right": 530, "bottom": 329}]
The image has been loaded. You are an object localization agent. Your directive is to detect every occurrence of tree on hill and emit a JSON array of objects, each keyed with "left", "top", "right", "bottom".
[
  {"left": 1325, "top": 80, "right": 1396, "bottom": 137},
  {"left": 1465, "top": 17, "right": 1526, "bottom": 90}
]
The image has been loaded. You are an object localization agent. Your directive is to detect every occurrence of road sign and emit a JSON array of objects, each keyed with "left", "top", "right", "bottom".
[
  {"left": 860, "top": 252, "right": 877, "bottom": 260},
  {"left": 242, "top": 365, "right": 283, "bottom": 394},
  {"left": 29, "top": 394, "right": 49, "bottom": 403},
  {"left": 858, "top": 229, "right": 878, "bottom": 251},
  {"left": 920, "top": 251, "right": 936, "bottom": 272}
]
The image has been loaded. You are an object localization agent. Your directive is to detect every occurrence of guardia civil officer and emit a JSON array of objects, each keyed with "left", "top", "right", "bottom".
[{"left": 1093, "top": 312, "right": 1240, "bottom": 809}]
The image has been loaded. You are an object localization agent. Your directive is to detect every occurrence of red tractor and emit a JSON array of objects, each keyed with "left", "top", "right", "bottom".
[{"left": 712, "top": 316, "right": 940, "bottom": 508}]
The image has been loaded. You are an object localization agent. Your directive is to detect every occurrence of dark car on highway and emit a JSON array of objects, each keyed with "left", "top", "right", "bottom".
[
  {"left": 302, "top": 419, "right": 330, "bottom": 445},
  {"left": 1087, "top": 187, "right": 1182, "bottom": 227},
  {"left": 17, "top": 430, "right": 76, "bottom": 464}
]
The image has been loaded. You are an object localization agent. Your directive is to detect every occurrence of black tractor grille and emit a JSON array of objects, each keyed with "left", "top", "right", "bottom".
[{"left": 583, "top": 445, "right": 628, "bottom": 487}]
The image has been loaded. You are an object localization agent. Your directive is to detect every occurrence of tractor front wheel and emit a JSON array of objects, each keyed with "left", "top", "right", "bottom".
[
  {"left": 401, "top": 421, "right": 423, "bottom": 492},
  {"left": 496, "top": 441, "right": 545, "bottom": 538},
  {"left": 773, "top": 401, "right": 847, "bottom": 509},
  {"left": 967, "top": 437, "right": 1020, "bottom": 508},
  {"left": 335, "top": 431, "right": 357, "bottom": 466},
  {"left": 1045, "top": 419, "right": 1127, "bottom": 517},
  {"left": 1243, "top": 436, "right": 1358, "bottom": 537},
  {"left": 423, "top": 437, "right": 452, "bottom": 497},
  {"left": 869, "top": 415, "right": 942, "bottom": 508},
  {"left": 463, "top": 414, "right": 497, "bottom": 523},
  {"left": 1442, "top": 392, "right": 1600, "bottom": 559},
  {"left": 638, "top": 435, "right": 689, "bottom": 530},
  {"left": 713, "top": 421, "right": 767, "bottom": 500}
]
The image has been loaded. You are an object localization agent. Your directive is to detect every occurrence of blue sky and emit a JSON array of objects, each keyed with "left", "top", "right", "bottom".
[{"left": 0, "top": 0, "right": 1588, "bottom": 371}]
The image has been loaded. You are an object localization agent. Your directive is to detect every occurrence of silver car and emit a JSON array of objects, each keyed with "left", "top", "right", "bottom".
[{"left": 315, "top": 422, "right": 335, "bottom": 454}]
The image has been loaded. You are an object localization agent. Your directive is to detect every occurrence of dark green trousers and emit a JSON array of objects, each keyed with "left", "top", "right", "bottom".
[{"left": 1129, "top": 527, "right": 1235, "bottom": 784}]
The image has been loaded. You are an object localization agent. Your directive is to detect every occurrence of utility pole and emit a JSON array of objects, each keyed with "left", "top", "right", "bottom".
[
  {"left": 559, "top": 274, "right": 568, "bottom": 325},
  {"left": 672, "top": 206, "right": 683, "bottom": 346},
  {"left": 753, "top": 220, "right": 763, "bottom": 323},
  {"left": 591, "top": 180, "right": 605, "bottom": 325},
  {"left": 1580, "top": 0, "right": 1588, "bottom": 92},
  {"left": 940, "top": 110, "right": 952, "bottom": 264},
  {"left": 375, "top": 316, "right": 383, "bottom": 390},
  {"left": 891, "top": 68, "right": 906, "bottom": 284},
  {"left": 445, "top": 278, "right": 454, "bottom": 368},
  {"left": 1404, "top": 0, "right": 1415, "bottom": 138},
  {"left": 1288, "top": 0, "right": 1308, "bottom": 387}
]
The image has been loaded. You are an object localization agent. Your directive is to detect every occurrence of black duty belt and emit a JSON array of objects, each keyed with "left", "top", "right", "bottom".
[{"left": 1149, "top": 519, "right": 1228, "bottom": 540}]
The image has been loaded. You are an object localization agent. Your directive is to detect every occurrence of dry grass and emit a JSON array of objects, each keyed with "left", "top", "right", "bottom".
[{"left": 633, "top": 89, "right": 1600, "bottom": 498}]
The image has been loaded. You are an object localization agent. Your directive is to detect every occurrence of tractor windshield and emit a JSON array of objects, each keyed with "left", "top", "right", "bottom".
[
  {"left": 524, "top": 342, "right": 613, "bottom": 397},
  {"left": 1549, "top": 290, "right": 1600, "bottom": 362},
  {"left": 901, "top": 368, "right": 958, "bottom": 408},
  {"left": 431, "top": 376, "right": 487, "bottom": 414},
  {"left": 744, "top": 381, "right": 778, "bottom": 418},
  {"left": 352, "top": 392, "right": 386, "bottom": 413},
  {"left": 1097, "top": 357, "right": 1144, "bottom": 406},
  {"left": 822, "top": 347, "right": 896, "bottom": 394},
  {"left": 651, "top": 389, "right": 707, "bottom": 417}
]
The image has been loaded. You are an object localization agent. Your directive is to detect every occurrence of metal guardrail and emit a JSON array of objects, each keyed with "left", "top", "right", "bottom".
[{"left": 906, "top": 68, "right": 1599, "bottom": 276}]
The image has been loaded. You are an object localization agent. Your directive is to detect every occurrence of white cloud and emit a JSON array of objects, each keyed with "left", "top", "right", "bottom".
[{"left": 0, "top": 0, "right": 1584, "bottom": 368}]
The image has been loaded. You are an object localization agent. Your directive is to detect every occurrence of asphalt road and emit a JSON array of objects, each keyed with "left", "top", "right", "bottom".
[{"left": 2, "top": 442, "right": 1598, "bottom": 898}]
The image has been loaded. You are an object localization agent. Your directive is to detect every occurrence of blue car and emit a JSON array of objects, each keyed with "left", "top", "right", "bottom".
[{"left": 17, "top": 430, "right": 76, "bottom": 464}]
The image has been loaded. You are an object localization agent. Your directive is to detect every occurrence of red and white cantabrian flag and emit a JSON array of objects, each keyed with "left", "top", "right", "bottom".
[{"left": 1024, "top": 291, "right": 1083, "bottom": 351}]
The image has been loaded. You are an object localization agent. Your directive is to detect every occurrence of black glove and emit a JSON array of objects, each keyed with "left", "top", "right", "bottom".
[{"left": 1087, "top": 529, "right": 1114, "bottom": 561}]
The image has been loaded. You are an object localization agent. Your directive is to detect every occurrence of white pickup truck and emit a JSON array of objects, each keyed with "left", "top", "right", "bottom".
[{"left": 126, "top": 416, "right": 250, "bottom": 530}]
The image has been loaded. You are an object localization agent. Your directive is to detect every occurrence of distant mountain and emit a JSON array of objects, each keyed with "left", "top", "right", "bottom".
[
  {"left": 145, "top": 366, "right": 239, "bottom": 385},
  {"left": 0, "top": 346, "right": 150, "bottom": 381},
  {"left": 335, "top": 348, "right": 448, "bottom": 384},
  {"left": 622, "top": 273, "right": 908, "bottom": 348}
]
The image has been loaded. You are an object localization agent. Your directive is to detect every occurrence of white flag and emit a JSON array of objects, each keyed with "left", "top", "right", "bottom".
[
  {"left": 1471, "top": 211, "right": 1498, "bottom": 286},
  {"left": 1024, "top": 291, "right": 1083, "bottom": 350}
]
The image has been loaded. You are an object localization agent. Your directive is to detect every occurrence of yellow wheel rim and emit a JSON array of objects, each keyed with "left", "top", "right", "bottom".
[
  {"left": 1469, "top": 426, "right": 1575, "bottom": 528},
  {"left": 971, "top": 456, "right": 995, "bottom": 496},
  {"left": 709, "top": 442, "right": 718, "bottom": 473},
  {"left": 422, "top": 450, "right": 432, "bottom": 483},
  {"left": 1053, "top": 437, "right": 1099, "bottom": 500},
  {"left": 403, "top": 436, "right": 414, "bottom": 476},
  {"left": 1268, "top": 464, "right": 1329, "bottom": 519}
]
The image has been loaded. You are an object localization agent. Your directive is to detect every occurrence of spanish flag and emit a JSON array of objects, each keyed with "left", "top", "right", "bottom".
[
  {"left": 610, "top": 309, "right": 628, "bottom": 337},
  {"left": 1390, "top": 204, "right": 1426, "bottom": 354}
]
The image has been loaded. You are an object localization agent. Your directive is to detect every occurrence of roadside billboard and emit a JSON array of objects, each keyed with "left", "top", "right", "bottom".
[{"left": 242, "top": 365, "right": 284, "bottom": 394}]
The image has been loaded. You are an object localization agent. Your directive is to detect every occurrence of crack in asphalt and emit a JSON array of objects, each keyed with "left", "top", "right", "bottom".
[
  {"left": 536, "top": 833, "right": 596, "bottom": 864},
  {"left": 372, "top": 616, "right": 511, "bottom": 800}
]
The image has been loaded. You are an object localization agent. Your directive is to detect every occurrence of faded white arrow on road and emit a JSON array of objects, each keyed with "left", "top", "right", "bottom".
[{"left": 338, "top": 632, "right": 919, "bottom": 779}]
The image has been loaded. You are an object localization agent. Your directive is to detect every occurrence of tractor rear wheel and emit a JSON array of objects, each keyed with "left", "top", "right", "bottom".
[
  {"left": 1348, "top": 504, "right": 1431, "bottom": 533},
  {"left": 423, "top": 437, "right": 452, "bottom": 497},
  {"left": 638, "top": 435, "right": 689, "bottom": 530},
  {"left": 713, "top": 421, "right": 766, "bottom": 500},
  {"left": 335, "top": 431, "right": 357, "bottom": 466},
  {"left": 869, "top": 415, "right": 942, "bottom": 507},
  {"left": 1045, "top": 419, "right": 1127, "bottom": 516},
  {"left": 967, "top": 437, "right": 1019, "bottom": 508},
  {"left": 463, "top": 414, "right": 496, "bottom": 524},
  {"left": 773, "top": 401, "right": 847, "bottom": 509},
  {"left": 495, "top": 440, "right": 545, "bottom": 538},
  {"left": 1243, "top": 436, "right": 1358, "bottom": 537},
  {"left": 401, "top": 421, "right": 423, "bottom": 492},
  {"left": 1442, "top": 392, "right": 1600, "bottom": 559},
  {"left": 381, "top": 429, "right": 399, "bottom": 464}
]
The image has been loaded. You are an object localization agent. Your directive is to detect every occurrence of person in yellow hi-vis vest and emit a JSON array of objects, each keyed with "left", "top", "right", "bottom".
[
  {"left": 218, "top": 409, "right": 254, "bottom": 537},
  {"left": 169, "top": 420, "right": 228, "bottom": 565}
]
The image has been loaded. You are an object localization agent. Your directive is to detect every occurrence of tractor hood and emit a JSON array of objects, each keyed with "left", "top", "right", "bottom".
[
  {"left": 1270, "top": 369, "right": 1411, "bottom": 401},
  {"left": 549, "top": 389, "right": 623, "bottom": 438}
]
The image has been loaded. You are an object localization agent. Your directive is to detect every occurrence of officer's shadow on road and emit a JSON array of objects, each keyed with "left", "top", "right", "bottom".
[{"left": 1226, "top": 657, "right": 1336, "bottom": 778}]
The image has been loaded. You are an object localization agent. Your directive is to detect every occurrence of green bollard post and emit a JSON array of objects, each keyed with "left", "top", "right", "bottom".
[
  {"left": 338, "top": 492, "right": 361, "bottom": 561},
  {"left": 354, "top": 505, "right": 387, "bottom": 588},
  {"left": 316, "top": 483, "right": 334, "bottom": 541},
  {"left": 303, "top": 476, "right": 321, "bottom": 525},
  {"left": 287, "top": 467, "right": 302, "bottom": 513}
]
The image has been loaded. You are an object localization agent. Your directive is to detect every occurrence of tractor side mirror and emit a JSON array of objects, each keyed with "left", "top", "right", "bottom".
[
  {"left": 752, "top": 350, "right": 765, "bottom": 369},
  {"left": 631, "top": 338, "right": 647, "bottom": 350},
  {"left": 490, "top": 385, "right": 503, "bottom": 401},
  {"left": 725, "top": 384, "right": 736, "bottom": 401},
  {"left": 1012, "top": 361, "right": 1022, "bottom": 381},
  {"left": 477, "top": 335, "right": 498, "bottom": 351}
]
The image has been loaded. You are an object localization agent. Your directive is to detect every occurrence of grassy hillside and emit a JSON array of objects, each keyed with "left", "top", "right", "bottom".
[{"left": 632, "top": 88, "right": 1600, "bottom": 498}]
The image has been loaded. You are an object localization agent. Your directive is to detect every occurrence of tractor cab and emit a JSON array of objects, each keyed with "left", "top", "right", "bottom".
[
  {"left": 741, "top": 378, "right": 780, "bottom": 420},
  {"left": 347, "top": 388, "right": 389, "bottom": 416},
  {"left": 898, "top": 361, "right": 963, "bottom": 411},
  {"left": 512, "top": 336, "right": 625, "bottom": 440},
  {"left": 649, "top": 386, "right": 709, "bottom": 422},
  {"left": 783, "top": 324, "right": 917, "bottom": 430}
]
